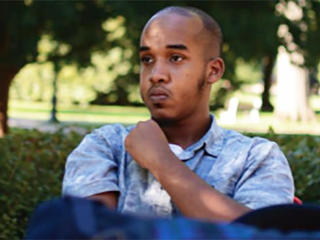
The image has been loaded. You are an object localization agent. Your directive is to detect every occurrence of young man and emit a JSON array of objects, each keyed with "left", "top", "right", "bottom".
[{"left": 62, "top": 6, "right": 294, "bottom": 222}]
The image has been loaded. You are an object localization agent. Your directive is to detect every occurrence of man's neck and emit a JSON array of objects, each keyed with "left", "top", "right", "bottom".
[{"left": 159, "top": 113, "right": 211, "bottom": 149}]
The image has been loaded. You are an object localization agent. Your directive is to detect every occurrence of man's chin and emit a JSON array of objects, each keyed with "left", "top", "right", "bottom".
[
  {"left": 151, "top": 115, "right": 176, "bottom": 127},
  {"left": 147, "top": 105, "right": 177, "bottom": 126}
]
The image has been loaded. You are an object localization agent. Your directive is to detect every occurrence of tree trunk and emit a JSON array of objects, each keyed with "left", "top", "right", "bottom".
[
  {"left": 0, "top": 65, "right": 19, "bottom": 137},
  {"left": 261, "top": 54, "right": 275, "bottom": 112},
  {"left": 49, "top": 63, "right": 59, "bottom": 123},
  {"left": 116, "top": 86, "right": 129, "bottom": 105},
  {"left": 275, "top": 47, "right": 316, "bottom": 122}
]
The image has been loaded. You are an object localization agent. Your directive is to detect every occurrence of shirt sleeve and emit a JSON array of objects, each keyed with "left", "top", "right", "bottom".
[
  {"left": 233, "top": 137, "right": 295, "bottom": 209},
  {"left": 62, "top": 127, "right": 120, "bottom": 198}
]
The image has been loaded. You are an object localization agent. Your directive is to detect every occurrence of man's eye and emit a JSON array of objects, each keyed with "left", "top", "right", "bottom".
[
  {"left": 170, "top": 54, "right": 184, "bottom": 63},
  {"left": 140, "top": 56, "right": 154, "bottom": 64}
]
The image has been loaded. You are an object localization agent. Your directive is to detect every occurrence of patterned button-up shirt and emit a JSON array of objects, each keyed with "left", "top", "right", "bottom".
[{"left": 62, "top": 115, "right": 294, "bottom": 217}]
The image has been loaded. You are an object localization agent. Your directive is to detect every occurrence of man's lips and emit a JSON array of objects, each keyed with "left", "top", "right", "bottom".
[{"left": 148, "top": 87, "right": 170, "bottom": 102}]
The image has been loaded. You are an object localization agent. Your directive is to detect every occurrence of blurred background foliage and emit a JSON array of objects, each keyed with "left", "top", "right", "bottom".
[
  {"left": 9, "top": 48, "right": 262, "bottom": 106},
  {"left": 3, "top": 0, "right": 320, "bottom": 114},
  {"left": 9, "top": 8, "right": 140, "bottom": 106}
]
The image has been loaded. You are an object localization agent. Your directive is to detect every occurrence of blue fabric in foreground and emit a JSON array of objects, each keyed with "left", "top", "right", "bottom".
[
  {"left": 26, "top": 196, "right": 320, "bottom": 239},
  {"left": 235, "top": 203, "right": 320, "bottom": 232}
]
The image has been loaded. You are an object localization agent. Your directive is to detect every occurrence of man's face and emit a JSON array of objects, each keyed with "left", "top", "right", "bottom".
[{"left": 139, "top": 13, "right": 211, "bottom": 124}]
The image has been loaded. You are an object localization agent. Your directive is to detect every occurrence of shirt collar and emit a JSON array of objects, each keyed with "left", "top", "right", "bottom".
[
  {"left": 203, "top": 114, "right": 224, "bottom": 157},
  {"left": 170, "top": 114, "right": 224, "bottom": 160}
]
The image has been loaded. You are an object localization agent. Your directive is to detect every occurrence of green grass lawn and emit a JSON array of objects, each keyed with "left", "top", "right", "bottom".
[
  {"left": 218, "top": 111, "right": 320, "bottom": 135},
  {"left": 8, "top": 99, "right": 320, "bottom": 134},
  {"left": 9, "top": 100, "right": 150, "bottom": 124}
]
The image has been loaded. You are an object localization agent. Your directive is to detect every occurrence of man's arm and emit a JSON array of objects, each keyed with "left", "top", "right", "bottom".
[
  {"left": 62, "top": 125, "right": 122, "bottom": 209},
  {"left": 151, "top": 151, "right": 251, "bottom": 222},
  {"left": 125, "top": 120, "right": 251, "bottom": 222},
  {"left": 89, "top": 191, "right": 119, "bottom": 209}
]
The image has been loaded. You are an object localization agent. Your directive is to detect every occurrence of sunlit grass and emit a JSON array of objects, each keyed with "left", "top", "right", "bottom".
[
  {"left": 217, "top": 111, "right": 320, "bottom": 135},
  {"left": 8, "top": 99, "right": 320, "bottom": 134},
  {"left": 310, "top": 95, "right": 320, "bottom": 111},
  {"left": 9, "top": 100, "right": 150, "bottom": 125}
]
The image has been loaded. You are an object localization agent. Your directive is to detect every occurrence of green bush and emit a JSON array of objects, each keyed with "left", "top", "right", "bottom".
[
  {"left": 0, "top": 128, "right": 319, "bottom": 239},
  {"left": 0, "top": 128, "right": 85, "bottom": 239}
]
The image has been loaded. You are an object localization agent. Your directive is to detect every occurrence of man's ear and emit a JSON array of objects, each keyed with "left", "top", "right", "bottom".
[{"left": 206, "top": 57, "right": 225, "bottom": 84}]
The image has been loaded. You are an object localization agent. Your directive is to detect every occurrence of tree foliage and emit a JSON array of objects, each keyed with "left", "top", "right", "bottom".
[
  {"left": 0, "top": 0, "right": 118, "bottom": 135},
  {"left": 1, "top": 0, "right": 320, "bottom": 136}
]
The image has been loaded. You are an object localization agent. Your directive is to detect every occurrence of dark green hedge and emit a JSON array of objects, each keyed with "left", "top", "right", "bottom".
[
  {"left": 0, "top": 128, "right": 319, "bottom": 239},
  {"left": 0, "top": 128, "right": 85, "bottom": 240}
]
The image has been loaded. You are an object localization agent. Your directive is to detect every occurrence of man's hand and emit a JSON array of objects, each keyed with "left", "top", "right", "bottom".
[
  {"left": 125, "top": 119, "right": 175, "bottom": 171},
  {"left": 125, "top": 119, "right": 251, "bottom": 222}
]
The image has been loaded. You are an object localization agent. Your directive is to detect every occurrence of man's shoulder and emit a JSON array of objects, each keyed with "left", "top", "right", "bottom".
[
  {"left": 220, "top": 127, "right": 278, "bottom": 151},
  {"left": 70, "top": 123, "right": 136, "bottom": 160},
  {"left": 91, "top": 123, "right": 135, "bottom": 140},
  {"left": 78, "top": 123, "right": 135, "bottom": 153},
  {"left": 204, "top": 119, "right": 278, "bottom": 158},
  {"left": 222, "top": 128, "right": 287, "bottom": 167}
]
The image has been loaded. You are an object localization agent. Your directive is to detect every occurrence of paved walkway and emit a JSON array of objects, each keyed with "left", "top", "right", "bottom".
[{"left": 8, "top": 118, "right": 88, "bottom": 134}]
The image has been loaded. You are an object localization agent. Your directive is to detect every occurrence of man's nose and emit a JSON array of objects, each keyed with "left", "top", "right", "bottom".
[{"left": 150, "top": 62, "right": 169, "bottom": 84}]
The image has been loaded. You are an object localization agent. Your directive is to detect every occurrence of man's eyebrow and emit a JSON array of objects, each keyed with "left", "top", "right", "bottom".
[
  {"left": 166, "top": 44, "right": 188, "bottom": 50},
  {"left": 139, "top": 44, "right": 188, "bottom": 52},
  {"left": 139, "top": 46, "right": 150, "bottom": 52}
]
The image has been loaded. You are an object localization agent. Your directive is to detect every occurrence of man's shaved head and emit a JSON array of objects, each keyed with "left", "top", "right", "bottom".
[
  {"left": 143, "top": 6, "right": 223, "bottom": 57},
  {"left": 139, "top": 5, "right": 225, "bottom": 126}
]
